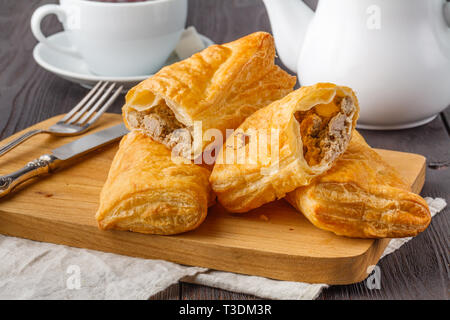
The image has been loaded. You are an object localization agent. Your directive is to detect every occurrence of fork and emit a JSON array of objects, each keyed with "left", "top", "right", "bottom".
[{"left": 0, "top": 81, "right": 123, "bottom": 158}]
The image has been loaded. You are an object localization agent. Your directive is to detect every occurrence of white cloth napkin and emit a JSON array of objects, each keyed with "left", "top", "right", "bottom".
[
  {"left": 175, "top": 26, "right": 206, "bottom": 60},
  {"left": 0, "top": 197, "right": 445, "bottom": 300},
  {"left": 163, "top": 26, "right": 207, "bottom": 66}
]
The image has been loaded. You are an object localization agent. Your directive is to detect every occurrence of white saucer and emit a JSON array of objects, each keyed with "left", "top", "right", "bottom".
[
  {"left": 33, "top": 31, "right": 214, "bottom": 90},
  {"left": 357, "top": 115, "right": 438, "bottom": 130}
]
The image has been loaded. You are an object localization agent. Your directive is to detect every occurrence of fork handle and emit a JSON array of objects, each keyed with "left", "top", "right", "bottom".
[{"left": 0, "top": 129, "right": 45, "bottom": 157}]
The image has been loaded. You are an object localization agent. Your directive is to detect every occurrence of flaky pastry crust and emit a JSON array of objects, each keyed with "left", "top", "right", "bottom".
[
  {"left": 286, "top": 132, "right": 431, "bottom": 238},
  {"left": 96, "top": 132, "right": 214, "bottom": 235},
  {"left": 210, "top": 83, "right": 360, "bottom": 213},
  {"left": 122, "top": 32, "right": 296, "bottom": 158}
]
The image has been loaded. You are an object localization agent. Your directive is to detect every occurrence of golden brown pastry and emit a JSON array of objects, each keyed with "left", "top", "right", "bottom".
[
  {"left": 286, "top": 131, "right": 431, "bottom": 238},
  {"left": 210, "top": 83, "right": 360, "bottom": 213},
  {"left": 122, "top": 32, "right": 296, "bottom": 159},
  {"left": 96, "top": 132, "right": 214, "bottom": 235}
]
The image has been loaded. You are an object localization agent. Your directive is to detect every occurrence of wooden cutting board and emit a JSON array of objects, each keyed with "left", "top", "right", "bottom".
[{"left": 0, "top": 114, "right": 426, "bottom": 285}]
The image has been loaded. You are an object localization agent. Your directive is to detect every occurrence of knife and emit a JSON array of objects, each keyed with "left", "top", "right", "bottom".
[{"left": 0, "top": 123, "right": 129, "bottom": 198}]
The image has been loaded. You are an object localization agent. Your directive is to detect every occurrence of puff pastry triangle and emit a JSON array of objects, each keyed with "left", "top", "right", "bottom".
[
  {"left": 122, "top": 32, "right": 296, "bottom": 158},
  {"left": 286, "top": 131, "right": 431, "bottom": 238},
  {"left": 96, "top": 132, "right": 214, "bottom": 235},
  {"left": 210, "top": 83, "right": 360, "bottom": 213}
]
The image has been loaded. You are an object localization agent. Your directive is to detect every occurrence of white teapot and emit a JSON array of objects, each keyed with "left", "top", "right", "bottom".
[{"left": 263, "top": 0, "right": 450, "bottom": 129}]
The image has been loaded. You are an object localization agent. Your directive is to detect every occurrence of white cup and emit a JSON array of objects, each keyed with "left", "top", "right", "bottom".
[{"left": 31, "top": 0, "right": 187, "bottom": 76}]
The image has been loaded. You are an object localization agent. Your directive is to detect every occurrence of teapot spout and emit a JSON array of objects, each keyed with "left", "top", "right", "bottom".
[{"left": 263, "top": 0, "right": 314, "bottom": 73}]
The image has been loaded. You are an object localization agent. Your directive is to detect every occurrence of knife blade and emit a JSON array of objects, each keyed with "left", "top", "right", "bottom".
[
  {"left": 52, "top": 123, "right": 128, "bottom": 160},
  {"left": 0, "top": 124, "right": 129, "bottom": 198}
]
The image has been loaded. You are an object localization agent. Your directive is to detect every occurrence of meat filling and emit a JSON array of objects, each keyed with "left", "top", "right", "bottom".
[
  {"left": 126, "top": 104, "right": 192, "bottom": 157},
  {"left": 295, "top": 96, "right": 355, "bottom": 167}
]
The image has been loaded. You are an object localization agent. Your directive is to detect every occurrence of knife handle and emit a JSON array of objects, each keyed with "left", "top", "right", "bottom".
[{"left": 0, "top": 154, "right": 60, "bottom": 198}]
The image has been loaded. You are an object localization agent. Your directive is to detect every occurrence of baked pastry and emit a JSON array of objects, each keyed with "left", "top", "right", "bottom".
[
  {"left": 96, "top": 132, "right": 214, "bottom": 235},
  {"left": 210, "top": 83, "right": 360, "bottom": 213},
  {"left": 286, "top": 131, "right": 431, "bottom": 238},
  {"left": 122, "top": 32, "right": 296, "bottom": 159}
]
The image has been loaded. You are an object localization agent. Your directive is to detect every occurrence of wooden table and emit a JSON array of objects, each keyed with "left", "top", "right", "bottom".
[{"left": 1, "top": 0, "right": 448, "bottom": 300}]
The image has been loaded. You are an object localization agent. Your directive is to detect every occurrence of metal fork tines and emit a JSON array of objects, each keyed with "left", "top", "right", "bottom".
[
  {"left": 51, "top": 82, "right": 122, "bottom": 134},
  {"left": 0, "top": 81, "right": 124, "bottom": 157}
]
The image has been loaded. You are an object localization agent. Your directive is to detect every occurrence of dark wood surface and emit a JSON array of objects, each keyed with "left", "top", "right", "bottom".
[{"left": 0, "top": 0, "right": 448, "bottom": 300}]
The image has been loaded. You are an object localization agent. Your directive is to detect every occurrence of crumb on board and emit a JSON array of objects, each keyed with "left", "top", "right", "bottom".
[
  {"left": 35, "top": 191, "right": 53, "bottom": 198},
  {"left": 259, "top": 214, "right": 269, "bottom": 221}
]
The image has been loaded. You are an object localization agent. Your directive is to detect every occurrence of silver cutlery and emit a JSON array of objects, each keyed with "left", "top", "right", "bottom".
[
  {"left": 0, "top": 123, "right": 129, "bottom": 198},
  {"left": 0, "top": 81, "right": 123, "bottom": 158}
]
